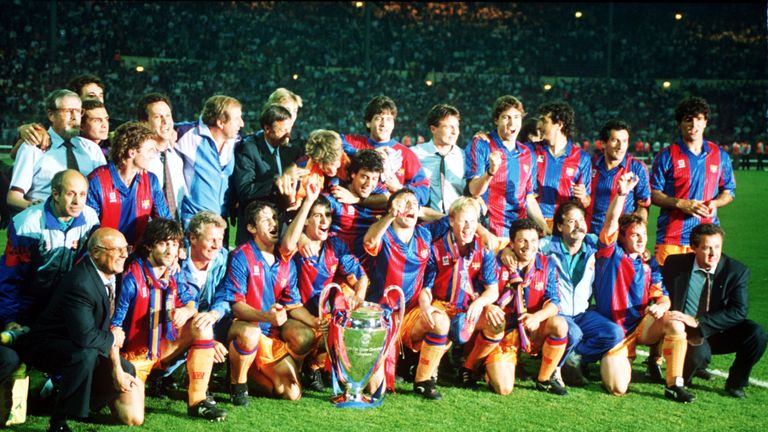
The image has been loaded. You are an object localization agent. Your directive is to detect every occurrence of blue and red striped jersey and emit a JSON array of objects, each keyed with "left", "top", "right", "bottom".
[
  {"left": 532, "top": 140, "right": 593, "bottom": 219},
  {"left": 593, "top": 228, "right": 666, "bottom": 335},
  {"left": 216, "top": 240, "right": 298, "bottom": 335},
  {"left": 587, "top": 154, "right": 651, "bottom": 234},
  {"left": 288, "top": 236, "right": 365, "bottom": 316},
  {"left": 341, "top": 134, "right": 430, "bottom": 206},
  {"left": 497, "top": 254, "right": 559, "bottom": 328},
  {"left": 364, "top": 225, "right": 432, "bottom": 309},
  {"left": 425, "top": 232, "right": 498, "bottom": 312},
  {"left": 651, "top": 139, "right": 736, "bottom": 246},
  {"left": 464, "top": 131, "right": 535, "bottom": 238},
  {"left": 326, "top": 193, "right": 384, "bottom": 260}
]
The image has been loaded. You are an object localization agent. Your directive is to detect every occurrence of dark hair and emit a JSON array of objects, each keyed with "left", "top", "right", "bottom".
[
  {"left": 509, "top": 219, "right": 542, "bottom": 242},
  {"left": 426, "top": 103, "right": 460, "bottom": 128},
  {"left": 492, "top": 95, "right": 525, "bottom": 122},
  {"left": 618, "top": 213, "right": 646, "bottom": 238},
  {"left": 136, "top": 93, "right": 172, "bottom": 122},
  {"left": 675, "top": 97, "right": 710, "bottom": 124},
  {"left": 552, "top": 200, "right": 586, "bottom": 237},
  {"left": 67, "top": 74, "right": 104, "bottom": 96},
  {"left": 244, "top": 200, "right": 278, "bottom": 228},
  {"left": 260, "top": 103, "right": 292, "bottom": 129},
  {"left": 386, "top": 188, "right": 417, "bottom": 213},
  {"left": 309, "top": 195, "right": 332, "bottom": 214},
  {"left": 110, "top": 122, "right": 159, "bottom": 164},
  {"left": 690, "top": 223, "right": 725, "bottom": 247},
  {"left": 81, "top": 99, "right": 105, "bottom": 120},
  {"left": 599, "top": 119, "right": 631, "bottom": 142},
  {"left": 137, "top": 218, "right": 184, "bottom": 259},
  {"left": 364, "top": 96, "right": 397, "bottom": 127},
  {"left": 348, "top": 149, "right": 384, "bottom": 175},
  {"left": 538, "top": 101, "right": 575, "bottom": 137},
  {"left": 519, "top": 117, "right": 540, "bottom": 142}
]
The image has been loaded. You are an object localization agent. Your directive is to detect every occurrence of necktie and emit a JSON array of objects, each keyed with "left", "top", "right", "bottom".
[
  {"left": 161, "top": 152, "right": 177, "bottom": 217},
  {"left": 696, "top": 271, "right": 711, "bottom": 317},
  {"left": 106, "top": 282, "right": 115, "bottom": 319},
  {"left": 437, "top": 152, "right": 446, "bottom": 214},
  {"left": 274, "top": 148, "right": 283, "bottom": 176},
  {"left": 63, "top": 140, "right": 80, "bottom": 171}
]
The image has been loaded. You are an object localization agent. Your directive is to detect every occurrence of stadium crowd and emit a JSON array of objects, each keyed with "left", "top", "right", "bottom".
[{"left": 0, "top": 2, "right": 766, "bottom": 431}]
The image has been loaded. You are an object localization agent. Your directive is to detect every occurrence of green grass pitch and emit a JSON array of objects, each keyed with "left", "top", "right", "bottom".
[{"left": 7, "top": 171, "right": 768, "bottom": 432}]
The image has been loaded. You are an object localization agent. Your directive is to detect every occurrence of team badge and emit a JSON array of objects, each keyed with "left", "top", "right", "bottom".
[
  {"left": 108, "top": 191, "right": 118, "bottom": 203},
  {"left": 347, "top": 206, "right": 355, "bottom": 216},
  {"left": 710, "top": 164, "right": 718, "bottom": 173},
  {"left": 566, "top": 167, "right": 575, "bottom": 177},
  {"left": 420, "top": 249, "right": 428, "bottom": 259},
  {"left": 141, "top": 199, "right": 151, "bottom": 209},
  {"left": 537, "top": 155, "right": 545, "bottom": 163},
  {"left": 397, "top": 168, "right": 405, "bottom": 177},
  {"left": 523, "top": 164, "right": 530, "bottom": 173},
  {"left": 253, "top": 266, "right": 260, "bottom": 276},
  {"left": 471, "top": 262, "right": 481, "bottom": 270},
  {"left": 330, "top": 264, "right": 337, "bottom": 273},
  {"left": 442, "top": 256, "right": 450, "bottom": 266},
  {"left": 502, "top": 270, "right": 509, "bottom": 280},
  {"left": 677, "top": 159, "right": 686, "bottom": 169},
  {"left": 535, "top": 281, "right": 544, "bottom": 291},
  {"left": 281, "top": 278, "right": 288, "bottom": 287}
]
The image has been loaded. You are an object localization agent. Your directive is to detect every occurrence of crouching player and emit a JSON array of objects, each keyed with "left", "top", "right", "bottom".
[
  {"left": 199, "top": 201, "right": 313, "bottom": 404},
  {"left": 111, "top": 218, "right": 227, "bottom": 421},
  {"left": 465, "top": 219, "right": 569, "bottom": 396},
  {"left": 595, "top": 172, "right": 693, "bottom": 402},
  {"left": 404, "top": 197, "right": 501, "bottom": 400},
  {"left": 279, "top": 178, "right": 369, "bottom": 391}
]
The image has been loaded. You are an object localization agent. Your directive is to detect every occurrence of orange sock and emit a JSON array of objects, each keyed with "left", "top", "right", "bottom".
[
  {"left": 414, "top": 333, "right": 448, "bottom": 382},
  {"left": 230, "top": 339, "right": 258, "bottom": 385},
  {"left": 187, "top": 339, "right": 215, "bottom": 406},
  {"left": 538, "top": 336, "right": 567, "bottom": 381},
  {"left": 464, "top": 329, "right": 503, "bottom": 371},
  {"left": 662, "top": 333, "right": 687, "bottom": 387}
]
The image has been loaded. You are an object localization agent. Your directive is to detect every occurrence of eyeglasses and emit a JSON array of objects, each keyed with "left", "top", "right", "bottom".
[
  {"left": 56, "top": 108, "right": 83, "bottom": 117},
  {"left": 95, "top": 245, "right": 131, "bottom": 255}
]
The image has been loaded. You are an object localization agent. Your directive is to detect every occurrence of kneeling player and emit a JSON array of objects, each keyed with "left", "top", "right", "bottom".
[
  {"left": 402, "top": 197, "right": 501, "bottom": 399},
  {"left": 202, "top": 201, "right": 313, "bottom": 404},
  {"left": 466, "top": 219, "right": 569, "bottom": 396},
  {"left": 112, "top": 218, "right": 227, "bottom": 420},
  {"left": 280, "top": 179, "right": 369, "bottom": 390},
  {"left": 594, "top": 172, "right": 692, "bottom": 402}
]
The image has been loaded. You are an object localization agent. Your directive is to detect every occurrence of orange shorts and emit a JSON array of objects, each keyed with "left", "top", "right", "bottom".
[
  {"left": 254, "top": 335, "right": 291, "bottom": 370},
  {"left": 485, "top": 324, "right": 549, "bottom": 366},
  {"left": 654, "top": 244, "right": 694, "bottom": 266},
  {"left": 605, "top": 314, "right": 657, "bottom": 359},
  {"left": 124, "top": 349, "right": 161, "bottom": 383}
]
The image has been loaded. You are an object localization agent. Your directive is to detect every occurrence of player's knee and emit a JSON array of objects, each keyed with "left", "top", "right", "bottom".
[
  {"left": 492, "top": 378, "right": 514, "bottom": 395},
  {"left": 190, "top": 318, "right": 214, "bottom": 340},
  {"left": 236, "top": 326, "right": 262, "bottom": 350},
  {"left": 117, "top": 409, "right": 144, "bottom": 426},
  {"left": 432, "top": 311, "right": 450, "bottom": 333},
  {"left": 664, "top": 317, "right": 686, "bottom": 335},
  {"left": 550, "top": 315, "right": 568, "bottom": 338}
]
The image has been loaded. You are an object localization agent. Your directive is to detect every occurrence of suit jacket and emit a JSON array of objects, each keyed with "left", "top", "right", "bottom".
[
  {"left": 26, "top": 258, "right": 114, "bottom": 357},
  {"left": 661, "top": 253, "right": 749, "bottom": 339},
  {"left": 231, "top": 131, "right": 303, "bottom": 244}
]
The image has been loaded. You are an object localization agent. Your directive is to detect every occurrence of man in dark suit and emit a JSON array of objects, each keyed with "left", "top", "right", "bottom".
[
  {"left": 22, "top": 228, "right": 143, "bottom": 431},
  {"left": 662, "top": 223, "right": 767, "bottom": 399},
  {"left": 231, "top": 104, "right": 304, "bottom": 245}
]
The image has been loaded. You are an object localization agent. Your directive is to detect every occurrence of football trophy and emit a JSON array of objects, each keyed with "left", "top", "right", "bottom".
[{"left": 319, "top": 283, "right": 404, "bottom": 408}]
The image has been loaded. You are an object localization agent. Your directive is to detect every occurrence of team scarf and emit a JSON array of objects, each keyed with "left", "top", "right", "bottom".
[{"left": 134, "top": 257, "right": 178, "bottom": 359}]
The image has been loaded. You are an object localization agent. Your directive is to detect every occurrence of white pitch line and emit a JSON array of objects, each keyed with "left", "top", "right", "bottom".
[{"left": 636, "top": 348, "right": 768, "bottom": 389}]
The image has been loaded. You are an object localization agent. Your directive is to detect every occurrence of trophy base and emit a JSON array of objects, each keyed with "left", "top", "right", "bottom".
[{"left": 330, "top": 392, "right": 384, "bottom": 409}]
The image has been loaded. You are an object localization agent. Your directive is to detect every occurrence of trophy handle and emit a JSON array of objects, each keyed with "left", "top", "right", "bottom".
[{"left": 382, "top": 285, "right": 406, "bottom": 323}]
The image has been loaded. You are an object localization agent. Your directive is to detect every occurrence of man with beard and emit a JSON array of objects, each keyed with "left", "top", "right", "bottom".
[{"left": 8, "top": 89, "right": 106, "bottom": 211}]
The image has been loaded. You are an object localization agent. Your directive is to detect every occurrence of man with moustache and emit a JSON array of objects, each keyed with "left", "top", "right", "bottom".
[
  {"left": 232, "top": 104, "right": 304, "bottom": 245},
  {"left": 586, "top": 120, "right": 651, "bottom": 234},
  {"left": 651, "top": 97, "right": 736, "bottom": 265},
  {"left": 8, "top": 89, "right": 106, "bottom": 211},
  {"left": 465, "top": 95, "right": 548, "bottom": 238}
]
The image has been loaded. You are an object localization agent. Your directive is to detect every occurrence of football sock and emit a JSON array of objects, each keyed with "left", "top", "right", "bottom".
[
  {"left": 414, "top": 332, "right": 449, "bottom": 382},
  {"left": 230, "top": 338, "right": 258, "bottom": 384},
  {"left": 662, "top": 333, "right": 687, "bottom": 387},
  {"left": 464, "top": 329, "right": 503, "bottom": 371},
  {"left": 539, "top": 336, "right": 567, "bottom": 381},
  {"left": 187, "top": 339, "right": 215, "bottom": 406}
]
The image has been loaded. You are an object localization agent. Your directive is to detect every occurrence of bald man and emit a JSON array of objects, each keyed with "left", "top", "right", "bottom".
[
  {"left": 23, "top": 228, "right": 144, "bottom": 431},
  {"left": 0, "top": 169, "right": 100, "bottom": 330}
]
